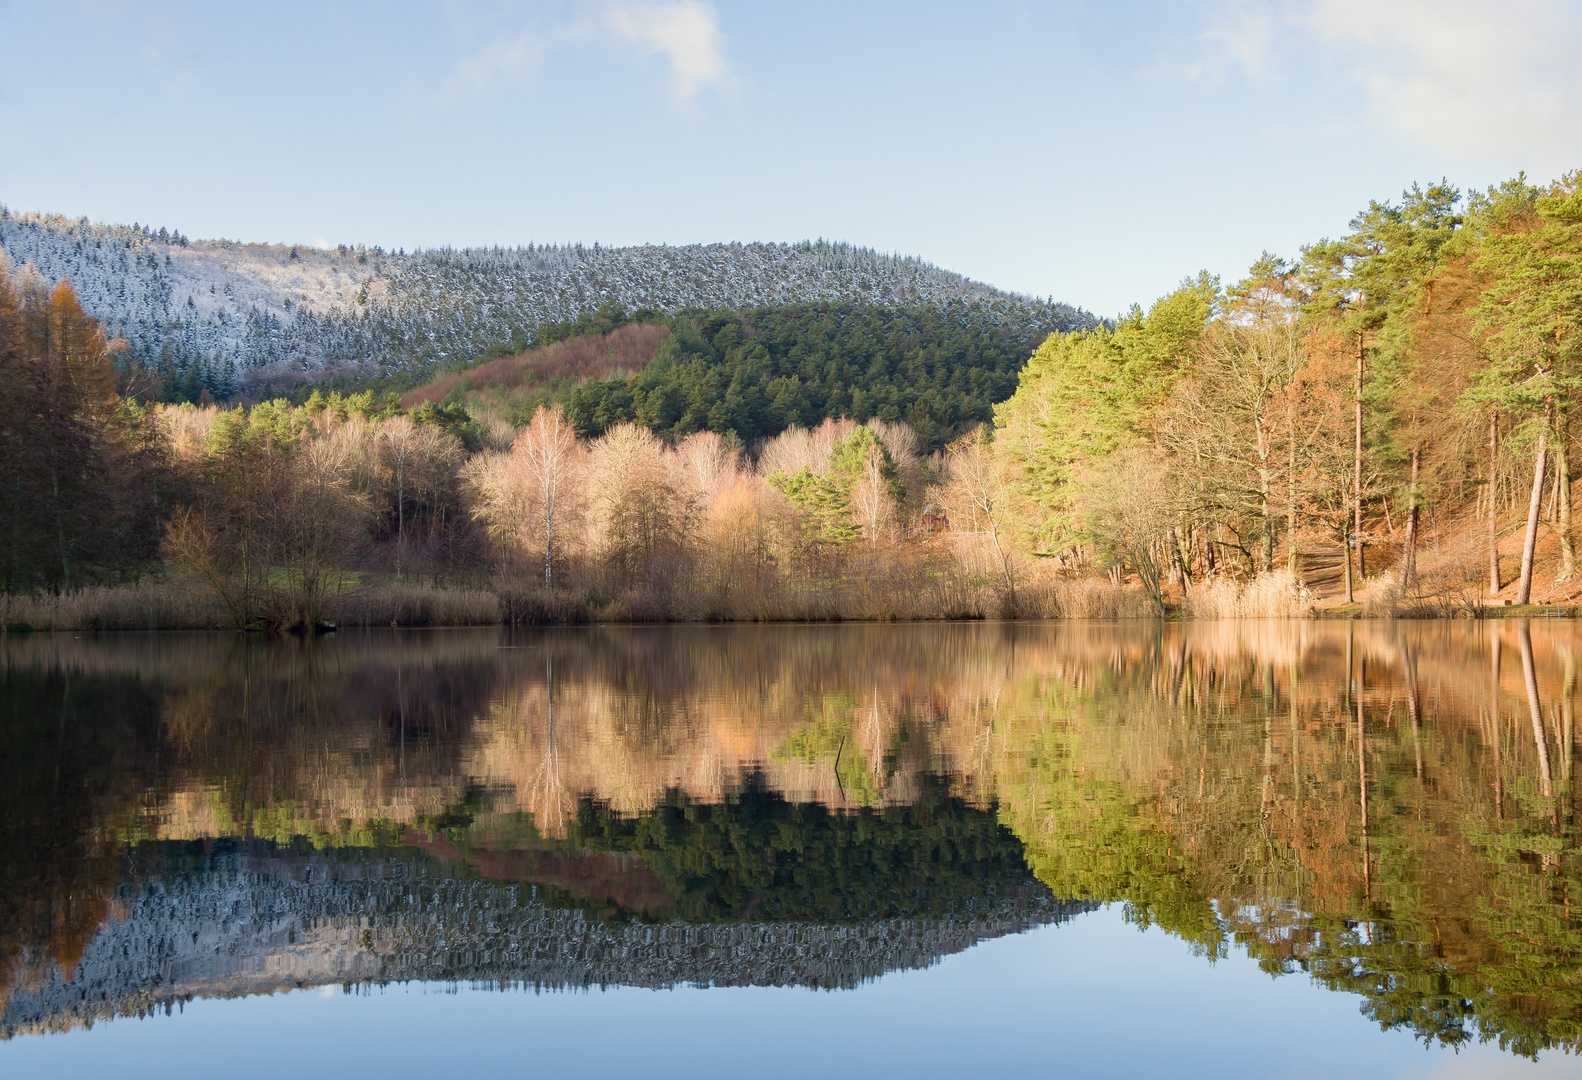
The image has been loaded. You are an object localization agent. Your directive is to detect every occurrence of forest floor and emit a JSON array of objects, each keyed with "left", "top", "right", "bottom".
[{"left": 1304, "top": 481, "right": 1582, "bottom": 615}]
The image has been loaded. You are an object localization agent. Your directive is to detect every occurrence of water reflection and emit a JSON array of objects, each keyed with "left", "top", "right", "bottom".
[{"left": 2, "top": 622, "right": 1580, "bottom": 1059}]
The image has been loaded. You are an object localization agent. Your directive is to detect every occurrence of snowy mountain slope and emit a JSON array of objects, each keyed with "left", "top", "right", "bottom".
[
  {"left": 1, "top": 846, "right": 1090, "bottom": 1037},
  {"left": 0, "top": 206, "right": 1094, "bottom": 396}
]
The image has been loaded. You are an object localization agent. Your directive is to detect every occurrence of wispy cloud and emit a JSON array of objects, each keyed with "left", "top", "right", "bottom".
[
  {"left": 1188, "top": 0, "right": 1281, "bottom": 83},
  {"left": 603, "top": 1, "right": 729, "bottom": 105},
  {"left": 1302, "top": 0, "right": 1581, "bottom": 165},
  {"left": 447, "top": 2, "right": 730, "bottom": 108},
  {"left": 450, "top": 30, "right": 550, "bottom": 91},
  {"left": 1184, "top": 0, "right": 1582, "bottom": 170}
]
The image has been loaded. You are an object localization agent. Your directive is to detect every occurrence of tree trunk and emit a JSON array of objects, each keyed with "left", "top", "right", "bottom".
[
  {"left": 1401, "top": 448, "right": 1419, "bottom": 590},
  {"left": 1356, "top": 653, "right": 1370, "bottom": 900},
  {"left": 1402, "top": 638, "right": 1423, "bottom": 782},
  {"left": 544, "top": 485, "right": 555, "bottom": 588},
  {"left": 1260, "top": 478, "right": 1274, "bottom": 573},
  {"left": 1520, "top": 622, "right": 1554, "bottom": 799},
  {"left": 1256, "top": 418, "right": 1274, "bottom": 574},
  {"left": 988, "top": 522, "right": 1017, "bottom": 608},
  {"left": 9, "top": 465, "right": 20, "bottom": 593},
  {"left": 1550, "top": 458, "right": 1561, "bottom": 523},
  {"left": 1287, "top": 439, "right": 1298, "bottom": 575},
  {"left": 395, "top": 464, "right": 405, "bottom": 581},
  {"left": 1560, "top": 411, "right": 1575, "bottom": 580},
  {"left": 1491, "top": 407, "right": 1502, "bottom": 594},
  {"left": 1355, "top": 331, "right": 1366, "bottom": 580},
  {"left": 1563, "top": 648, "right": 1575, "bottom": 788},
  {"left": 1516, "top": 405, "right": 1551, "bottom": 606},
  {"left": 1343, "top": 525, "right": 1354, "bottom": 603},
  {"left": 51, "top": 467, "right": 70, "bottom": 589}
]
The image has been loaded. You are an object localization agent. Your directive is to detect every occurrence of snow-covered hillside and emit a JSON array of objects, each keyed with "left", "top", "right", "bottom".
[{"left": 0, "top": 207, "right": 1093, "bottom": 396}]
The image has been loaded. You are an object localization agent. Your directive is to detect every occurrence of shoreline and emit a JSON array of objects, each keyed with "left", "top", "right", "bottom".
[
  {"left": 5, "top": 575, "right": 1576, "bottom": 634},
  {"left": 9, "top": 609, "right": 1582, "bottom": 633}
]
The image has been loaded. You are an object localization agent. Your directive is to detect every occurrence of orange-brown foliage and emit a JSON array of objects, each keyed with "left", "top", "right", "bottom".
[{"left": 402, "top": 323, "right": 670, "bottom": 408}]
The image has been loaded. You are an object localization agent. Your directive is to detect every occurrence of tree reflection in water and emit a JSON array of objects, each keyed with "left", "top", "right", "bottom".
[{"left": 1, "top": 621, "right": 1579, "bottom": 1056}]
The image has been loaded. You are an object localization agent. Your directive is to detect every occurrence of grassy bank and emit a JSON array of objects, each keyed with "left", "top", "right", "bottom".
[
  {"left": 12, "top": 569, "right": 1572, "bottom": 633},
  {"left": 0, "top": 575, "right": 1158, "bottom": 632}
]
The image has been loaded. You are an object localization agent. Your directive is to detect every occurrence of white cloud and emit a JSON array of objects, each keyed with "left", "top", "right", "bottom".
[
  {"left": 1188, "top": 0, "right": 1582, "bottom": 171},
  {"left": 602, "top": 1, "right": 730, "bottom": 106},
  {"left": 447, "top": 2, "right": 730, "bottom": 108},
  {"left": 1303, "top": 0, "right": 1582, "bottom": 166},
  {"left": 451, "top": 30, "right": 550, "bottom": 91},
  {"left": 1190, "top": 0, "right": 1281, "bottom": 82}
]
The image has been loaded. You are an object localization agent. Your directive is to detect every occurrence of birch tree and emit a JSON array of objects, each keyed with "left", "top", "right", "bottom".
[
  {"left": 941, "top": 427, "right": 1020, "bottom": 601},
  {"left": 462, "top": 404, "right": 584, "bottom": 586},
  {"left": 515, "top": 405, "right": 582, "bottom": 588}
]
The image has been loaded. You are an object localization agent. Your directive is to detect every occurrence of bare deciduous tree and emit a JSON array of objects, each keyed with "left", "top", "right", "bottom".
[
  {"left": 276, "top": 436, "right": 368, "bottom": 629},
  {"left": 1074, "top": 446, "right": 1180, "bottom": 613},
  {"left": 516, "top": 406, "right": 581, "bottom": 588},
  {"left": 379, "top": 415, "right": 421, "bottom": 555},
  {"left": 463, "top": 405, "right": 585, "bottom": 587},
  {"left": 1165, "top": 310, "right": 1306, "bottom": 574},
  {"left": 676, "top": 430, "right": 741, "bottom": 508},
  {"left": 586, "top": 423, "right": 695, "bottom": 587},
  {"left": 941, "top": 428, "right": 1019, "bottom": 603},
  {"left": 850, "top": 440, "right": 898, "bottom": 547},
  {"left": 758, "top": 418, "right": 860, "bottom": 478}
]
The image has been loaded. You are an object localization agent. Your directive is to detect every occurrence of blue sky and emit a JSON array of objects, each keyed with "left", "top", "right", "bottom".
[{"left": 1, "top": 0, "right": 1578, "bottom": 315}]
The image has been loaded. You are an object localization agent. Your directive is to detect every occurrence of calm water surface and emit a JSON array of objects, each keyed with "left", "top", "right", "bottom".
[{"left": 3, "top": 621, "right": 1581, "bottom": 1078}]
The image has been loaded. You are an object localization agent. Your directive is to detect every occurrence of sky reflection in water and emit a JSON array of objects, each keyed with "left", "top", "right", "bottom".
[{"left": 2, "top": 622, "right": 1580, "bottom": 1078}]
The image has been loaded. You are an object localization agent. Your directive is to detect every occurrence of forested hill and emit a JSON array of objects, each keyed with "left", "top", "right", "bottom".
[
  {"left": 402, "top": 302, "right": 1061, "bottom": 447},
  {"left": 572, "top": 304, "right": 1055, "bottom": 446},
  {"left": 0, "top": 842, "right": 1086, "bottom": 1038},
  {"left": 0, "top": 206, "right": 1093, "bottom": 398}
]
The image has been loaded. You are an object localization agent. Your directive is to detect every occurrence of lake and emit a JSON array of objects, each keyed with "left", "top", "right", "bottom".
[{"left": 2, "top": 621, "right": 1580, "bottom": 1078}]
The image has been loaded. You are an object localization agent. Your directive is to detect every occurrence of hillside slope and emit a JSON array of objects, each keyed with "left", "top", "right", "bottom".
[
  {"left": 1, "top": 843, "right": 1086, "bottom": 1037},
  {"left": 399, "top": 300, "right": 1061, "bottom": 447},
  {"left": 402, "top": 321, "right": 671, "bottom": 413},
  {"left": 0, "top": 206, "right": 1093, "bottom": 397}
]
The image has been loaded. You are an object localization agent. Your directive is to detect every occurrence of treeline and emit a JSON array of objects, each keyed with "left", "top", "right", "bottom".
[
  {"left": 983, "top": 170, "right": 1582, "bottom": 609},
  {"left": 567, "top": 786, "right": 1035, "bottom": 923},
  {"left": 384, "top": 299, "right": 1050, "bottom": 454},
  {"left": 147, "top": 393, "right": 1032, "bottom": 627},
  {"left": 1, "top": 253, "right": 1082, "bottom": 623},
  {"left": 562, "top": 302, "right": 1044, "bottom": 448}
]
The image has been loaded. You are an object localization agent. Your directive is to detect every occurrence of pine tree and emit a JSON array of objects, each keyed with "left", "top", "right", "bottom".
[{"left": 1470, "top": 174, "right": 1582, "bottom": 601}]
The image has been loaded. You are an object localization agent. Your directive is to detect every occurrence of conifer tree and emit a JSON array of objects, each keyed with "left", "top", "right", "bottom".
[
  {"left": 0, "top": 255, "right": 163, "bottom": 591},
  {"left": 1470, "top": 175, "right": 1582, "bottom": 602}
]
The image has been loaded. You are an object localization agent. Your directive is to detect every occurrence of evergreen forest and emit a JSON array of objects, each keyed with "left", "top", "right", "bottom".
[{"left": 402, "top": 300, "right": 1046, "bottom": 448}]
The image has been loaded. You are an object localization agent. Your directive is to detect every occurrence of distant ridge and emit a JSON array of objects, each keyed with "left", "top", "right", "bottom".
[
  {"left": 0, "top": 206, "right": 1094, "bottom": 396},
  {"left": 1, "top": 846, "right": 1094, "bottom": 1038}
]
